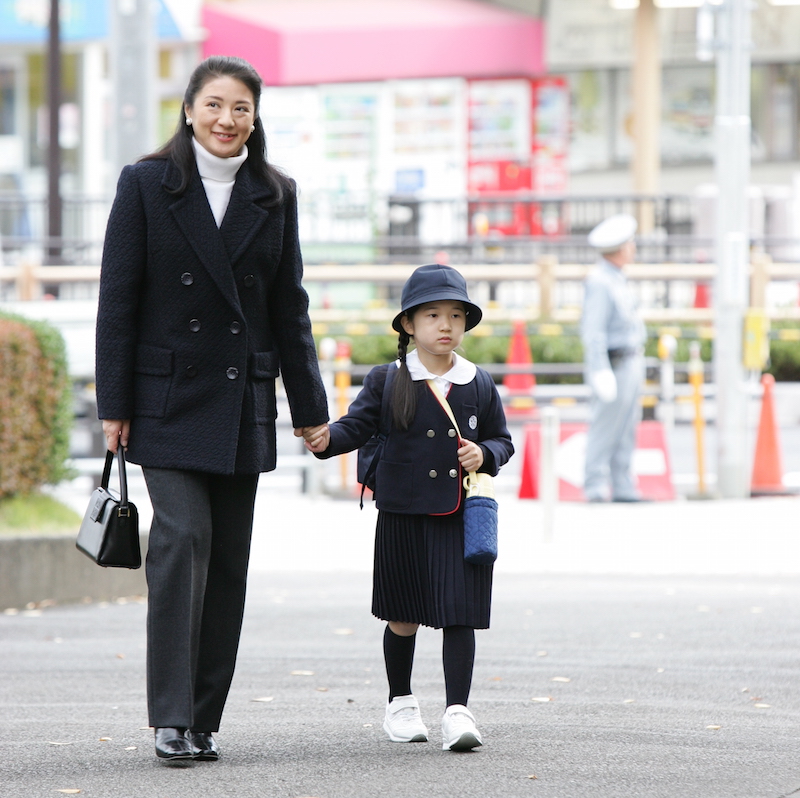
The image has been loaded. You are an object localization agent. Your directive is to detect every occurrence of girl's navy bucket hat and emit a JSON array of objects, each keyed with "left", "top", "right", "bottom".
[{"left": 392, "top": 264, "right": 483, "bottom": 333}]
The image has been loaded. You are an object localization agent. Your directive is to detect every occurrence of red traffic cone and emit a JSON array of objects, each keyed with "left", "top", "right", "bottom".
[
  {"left": 503, "top": 320, "right": 536, "bottom": 415},
  {"left": 750, "top": 373, "right": 787, "bottom": 496}
]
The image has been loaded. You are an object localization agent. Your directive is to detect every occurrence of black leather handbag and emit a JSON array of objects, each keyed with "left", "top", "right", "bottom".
[{"left": 76, "top": 446, "right": 141, "bottom": 569}]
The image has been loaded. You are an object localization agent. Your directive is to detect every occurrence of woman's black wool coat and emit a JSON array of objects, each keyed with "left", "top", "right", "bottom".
[{"left": 95, "top": 156, "right": 329, "bottom": 474}]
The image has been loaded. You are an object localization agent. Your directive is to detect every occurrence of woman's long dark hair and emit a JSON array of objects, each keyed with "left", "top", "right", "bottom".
[
  {"left": 139, "top": 56, "right": 290, "bottom": 205},
  {"left": 391, "top": 307, "right": 420, "bottom": 431}
]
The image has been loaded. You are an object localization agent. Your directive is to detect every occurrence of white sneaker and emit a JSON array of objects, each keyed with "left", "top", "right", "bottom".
[
  {"left": 383, "top": 695, "right": 429, "bottom": 742},
  {"left": 441, "top": 704, "right": 483, "bottom": 751}
]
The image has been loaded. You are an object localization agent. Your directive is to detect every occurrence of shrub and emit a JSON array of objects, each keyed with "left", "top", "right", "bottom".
[{"left": 0, "top": 312, "right": 72, "bottom": 499}]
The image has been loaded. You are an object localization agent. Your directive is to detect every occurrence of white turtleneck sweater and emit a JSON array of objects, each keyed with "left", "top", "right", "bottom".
[{"left": 192, "top": 137, "right": 248, "bottom": 228}]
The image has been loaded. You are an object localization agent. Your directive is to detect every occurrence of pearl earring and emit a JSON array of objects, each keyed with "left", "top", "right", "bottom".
[
  {"left": 250, "top": 125, "right": 255, "bottom": 132},
  {"left": 186, "top": 117, "right": 192, "bottom": 125}
]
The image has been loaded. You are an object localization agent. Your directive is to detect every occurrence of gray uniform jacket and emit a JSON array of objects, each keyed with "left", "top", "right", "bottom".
[
  {"left": 580, "top": 258, "right": 646, "bottom": 374},
  {"left": 95, "top": 156, "right": 329, "bottom": 474}
]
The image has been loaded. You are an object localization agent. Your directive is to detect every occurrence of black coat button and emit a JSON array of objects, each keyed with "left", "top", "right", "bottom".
[
  {"left": 226, "top": 367, "right": 239, "bottom": 380},
  {"left": 181, "top": 272, "right": 194, "bottom": 285},
  {"left": 189, "top": 319, "right": 201, "bottom": 332},
  {"left": 243, "top": 274, "right": 255, "bottom": 287},
  {"left": 186, "top": 365, "right": 197, "bottom": 377},
  {"left": 230, "top": 321, "right": 241, "bottom": 334}
]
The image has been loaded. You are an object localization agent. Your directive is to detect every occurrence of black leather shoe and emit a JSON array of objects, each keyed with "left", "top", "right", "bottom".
[
  {"left": 154, "top": 727, "right": 193, "bottom": 762},
  {"left": 188, "top": 730, "right": 219, "bottom": 761}
]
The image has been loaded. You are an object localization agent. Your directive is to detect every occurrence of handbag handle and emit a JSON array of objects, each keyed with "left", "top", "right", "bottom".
[
  {"left": 101, "top": 446, "right": 131, "bottom": 516},
  {"left": 426, "top": 379, "right": 479, "bottom": 487}
]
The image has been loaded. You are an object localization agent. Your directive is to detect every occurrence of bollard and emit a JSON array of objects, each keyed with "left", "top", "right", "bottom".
[
  {"left": 687, "top": 341, "right": 707, "bottom": 497},
  {"left": 334, "top": 340, "right": 352, "bottom": 491},
  {"left": 539, "top": 406, "right": 560, "bottom": 543},
  {"left": 658, "top": 333, "right": 677, "bottom": 452}
]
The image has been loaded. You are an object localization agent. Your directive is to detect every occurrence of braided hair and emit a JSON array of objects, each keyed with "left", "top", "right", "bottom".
[{"left": 391, "top": 309, "right": 420, "bottom": 430}]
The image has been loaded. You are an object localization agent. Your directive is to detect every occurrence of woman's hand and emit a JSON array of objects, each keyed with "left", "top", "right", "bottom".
[
  {"left": 102, "top": 419, "right": 130, "bottom": 453},
  {"left": 294, "top": 424, "right": 330, "bottom": 453},
  {"left": 457, "top": 438, "right": 484, "bottom": 473}
]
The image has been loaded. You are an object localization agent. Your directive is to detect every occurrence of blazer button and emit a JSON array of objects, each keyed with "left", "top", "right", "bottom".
[
  {"left": 181, "top": 272, "right": 194, "bottom": 285},
  {"left": 186, "top": 365, "right": 197, "bottom": 377},
  {"left": 449, "top": 469, "right": 458, "bottom": 478},
  {"left": 428, "top": 470, "right": 437, "bottom": 479},
  {"left": 226, "top": 367, "right": 239, "bottom": 380},
  {"left": 243, "top": 274, "right": 255, "bottom": 287},
  {"left": 426, "top": 429, "right": 435, "bottom": 438},
  {"left": 230, "top": 321, "right": 241, "bottom": 334},
  {"left": 189, "top": 318, "right": 201, "bottom": 332},
  {"left": 448, "top": 429, "right": 457, "bottom": 437}
]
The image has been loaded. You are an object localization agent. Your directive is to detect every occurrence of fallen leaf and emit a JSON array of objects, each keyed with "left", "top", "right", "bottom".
[
  {"left": 623, "top": 699, "right": 635, "bottom": 704},
  {"left": 252, "top": 696, "right": 274, "bottom": 703},
  {"left": 139, "top": 726, "right": 151, "bottom": 730},
  {"left": 754, "top": 703, "right": 771, "bottom": 709},
  {"left": 47, "top": 741, "right": 73, "bottom": 746},
  {"left": 333, "top": 628, "right": 354, "bottom": 636},
  {"left": 551, "top": 676, "right": 571, "bottom": 683},
  {"left": 116, "top": 654, "right": 125, "bottom": 660},
  {"left": 536, "top": 650, "right": 548, "bottom": 657},
  {"left": 656, "top": 668, "right": 665, "bottom": 673},
  {"left": 531, "top": 696, "right": 552, "bottom": 703},
  {"left": 291, "top": 670, "right": 314, "bottom": 676},
  {"left": 315, "top": 687, "right": 329, "bottom": 692},
  {"left": 124, "top": 746, "right": 137, "bottom": 751},
  {"left": 741, "top": 687, "right": 750, "bottom": 693},
  {"left": 99, "top": 737, "right": 112, "bottom": 742},
  {"left": 363, "top": 723, "right": 373, "bottom": 728},
  {"left": 706, "top": 725, "right": 721, "bottom": 730},
  {"left": 347, "top": 698, "right": 355, "bottom": 703},
  {"left": 527, "top": 774, "right": 538, "bottom": 779},
  {"left": 488, "top": 676, "right": 503, "bottom": 681}
]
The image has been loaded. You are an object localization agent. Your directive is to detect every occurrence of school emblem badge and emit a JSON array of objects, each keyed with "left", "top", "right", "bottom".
[{"left": 468, "top": 415, "right": 478, "bottom": 430}]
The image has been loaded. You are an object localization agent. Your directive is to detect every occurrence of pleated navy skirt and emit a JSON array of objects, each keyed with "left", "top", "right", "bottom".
[{"left": 372, "top": 509, "right": 493, "bottom": 629}]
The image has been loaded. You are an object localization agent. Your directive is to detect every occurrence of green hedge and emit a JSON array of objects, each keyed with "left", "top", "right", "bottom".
[
  {"left": 333, "top": 323, "right": 800, "bottom": 382},
  {"left": 0, "top": 312, "right": 73, "bottom": 499}
]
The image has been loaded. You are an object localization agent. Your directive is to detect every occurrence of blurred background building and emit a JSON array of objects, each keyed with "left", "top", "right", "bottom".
[{"left": 1, "top": 0, "right": 800, "bottom": 266}]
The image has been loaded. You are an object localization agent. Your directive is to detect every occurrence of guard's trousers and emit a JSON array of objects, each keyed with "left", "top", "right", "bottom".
[
  {"left": 584, "top": 354, "right": 644, "bottom": 501},
  {"left": 142, "top": 467, "right": 259, "bottom": 731}
]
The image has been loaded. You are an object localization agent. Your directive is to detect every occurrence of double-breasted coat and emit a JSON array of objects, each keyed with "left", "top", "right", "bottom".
[
  {"left": 316, "top": 363, "right": 514, "bottom": 515},
  {"left": 95, "top": 156, "right": 329, "bottom": 474}
]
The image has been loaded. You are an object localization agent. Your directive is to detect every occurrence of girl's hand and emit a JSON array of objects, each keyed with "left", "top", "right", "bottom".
[
  {"left": 457, "top": 438, "right": 484, "bottom": 472},
  {"left": 295, "top": 424, "right": 330, "bottom": 453},
  {"left": 102, "top": 419, "right": 130, "bottom": 453}
]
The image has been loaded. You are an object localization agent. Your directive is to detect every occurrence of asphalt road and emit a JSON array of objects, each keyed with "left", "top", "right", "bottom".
[{"left": 3, "top": 571, "right": 800, "bottom": 798}]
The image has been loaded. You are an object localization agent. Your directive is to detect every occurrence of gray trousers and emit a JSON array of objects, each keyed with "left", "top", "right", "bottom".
[
  {"left": 142, "top": 467, "right": 259, "bottom": 731},
  {"left": 584, "top": 354, "right": 643, "bottom": 501}
]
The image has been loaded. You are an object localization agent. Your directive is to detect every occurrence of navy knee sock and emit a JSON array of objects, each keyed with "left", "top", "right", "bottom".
[
  {"left": 443, "top": 625, "right": 475, "bottom": 707},
  {"left": 384, "top": 625, "right": 417, "bottom": 702}
]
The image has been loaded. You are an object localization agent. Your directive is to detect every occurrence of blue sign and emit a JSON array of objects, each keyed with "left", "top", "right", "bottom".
[{"left": 0, "top": 0, "right": 181, "bottom": 43}]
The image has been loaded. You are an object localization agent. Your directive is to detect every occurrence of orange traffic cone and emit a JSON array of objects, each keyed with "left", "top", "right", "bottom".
[
  {"left": 503, "top": 320, "right": 536, "bottom": 415},
  {"left": 750, "top": 373, "right": 788, "bottom": 496},
  {"left": 694, "top": 281, "right": 711, "bottom": 308}
]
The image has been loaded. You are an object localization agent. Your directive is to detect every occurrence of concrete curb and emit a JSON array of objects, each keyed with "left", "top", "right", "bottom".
[{"left": 0, "top": 533, "right": 148, "bottom": 610}]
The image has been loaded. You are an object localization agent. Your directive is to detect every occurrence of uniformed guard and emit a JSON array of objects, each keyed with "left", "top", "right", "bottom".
[{"left": 581, "top": 213, "right": 647, "bottom": 502}]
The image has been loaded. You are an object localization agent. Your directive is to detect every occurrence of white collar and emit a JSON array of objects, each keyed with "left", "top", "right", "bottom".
[
  {"left": 192, "top": 136, "right": 248, "bottom": 182},
  {"left": 402, "top": 349, "right": 476, "bottom": 385}
]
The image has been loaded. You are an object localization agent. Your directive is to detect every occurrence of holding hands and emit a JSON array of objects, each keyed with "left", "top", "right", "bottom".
[
  {"left": 457, "top": 438, "right": 484, "bottom": 473},
  {"left": 294, "top": 424, "right": 330, "bottom": 453}
]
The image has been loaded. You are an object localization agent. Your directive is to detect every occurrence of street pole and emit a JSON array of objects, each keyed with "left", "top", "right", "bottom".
[
  {"left": 47, "top": 0, "right": 62, "bottom": 264},
  {"left": 713, "top": 0, "right": 751, "bottom": 498},
  {"left": 632, "top": 0, "right": 660, "bottom": 236},
  {"left": 109, "top": 0, "right": 156, "bottom": 188}
]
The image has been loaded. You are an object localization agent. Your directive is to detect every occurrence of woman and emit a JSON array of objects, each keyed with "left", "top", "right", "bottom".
[{"left": 95, "top": 56, "right": 328, "bottom": 763}]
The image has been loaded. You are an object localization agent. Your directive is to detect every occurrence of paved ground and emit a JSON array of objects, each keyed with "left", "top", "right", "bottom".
[{"left": 3, "top": 488, "right": 800, "bottom": 798}]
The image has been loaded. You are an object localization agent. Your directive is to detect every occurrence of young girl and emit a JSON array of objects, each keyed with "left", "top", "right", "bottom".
[{"left": 305, "top": 264, "right": 514, "bottom": 751}]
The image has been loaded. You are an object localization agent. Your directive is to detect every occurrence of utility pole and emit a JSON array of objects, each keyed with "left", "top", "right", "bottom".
[
  {"left": 109, "top": 0, "right": 156, "bottom": 187},
  {"left": 47, "top": 0, "right": 62, "bottom": 264},
  {"left": 705, "top": 0, "right": 752, "bottom": 498}
]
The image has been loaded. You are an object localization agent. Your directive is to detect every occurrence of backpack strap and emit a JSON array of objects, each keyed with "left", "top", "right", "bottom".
[{"left": 359, "top": 364, "right": 396, "bottom": 508}]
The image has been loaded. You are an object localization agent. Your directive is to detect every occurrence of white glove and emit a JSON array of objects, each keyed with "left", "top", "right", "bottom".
[{"left": 591, "top": 368, "right": 617, "bottom": 403}]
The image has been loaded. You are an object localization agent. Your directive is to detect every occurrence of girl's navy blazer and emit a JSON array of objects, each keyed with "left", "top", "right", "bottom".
[
  {"left": 95, "top": 156, "right": 329, "bottom": 474},
  {"left": 316, "top": 363, "right": 514, "bottom": 515}
]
